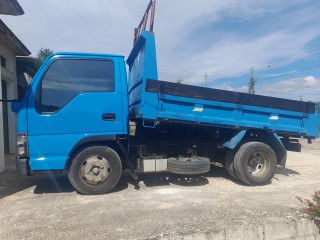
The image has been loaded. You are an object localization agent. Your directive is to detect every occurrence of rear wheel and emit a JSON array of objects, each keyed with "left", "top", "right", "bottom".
[
  {"left": 233, "top": 142, "right": 277, "bottom": 186},
  {"left": 68, "top": 146, "right": 122, "bottom": 195}
]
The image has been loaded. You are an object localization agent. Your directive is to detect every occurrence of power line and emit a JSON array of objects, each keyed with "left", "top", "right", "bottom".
[
  {"left": 215, "top": 64, "right": 271, "bottom": 83},
  {"left": 211, "top": 47, "right": 320, "bottom": 84},
  {"left": 261, "top": 48, "right": 320, "bottom": 71},
  {"left": 257, "top": 65, "right": 320, "bottom": 82},
  {"left": 227, "top": 64, "right": 320, "bottom": 89}
]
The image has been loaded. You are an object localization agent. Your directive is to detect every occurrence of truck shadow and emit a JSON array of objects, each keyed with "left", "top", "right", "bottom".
[
  {"left": 275, "top": 166, "right": 300, "bottom": 176},
  {"left": 116, "top": 166, "right": 245, "bottom": 191},
  {"left": 0, "top": 166, "right": 300, "bottom": 198},
  {"left": 114, "top": 165, "right": 300, "bottom": 191},
  {"left": 0, "top": 170, "right": 73, "bottom": 200},
  {"left": 0, "top": 155, "right": 76, "bottom": 199},
  {"left": 139, "top": 173, "right": 210, "bottom": 188},
  {"left": 0, "top": 166, "right": 224, "bottom": 198}
]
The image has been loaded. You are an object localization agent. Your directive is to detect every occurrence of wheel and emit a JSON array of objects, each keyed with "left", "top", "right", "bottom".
[
  {"left": 233, "top": 142, "right": 277, "bottom": 186},
  {"left": 68, "top": 146, "right": 122, "bottom": 195},
  {"left": 225, "top": 150, "right": 238, "bottom": 180},
  {"left": 167, "top": 157, "right": 210, "bottom": 175}
]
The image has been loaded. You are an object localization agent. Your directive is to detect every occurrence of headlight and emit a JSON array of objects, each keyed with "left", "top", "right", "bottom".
[{"left": 17, "top": 132, "right": 28, "bottom": 156}]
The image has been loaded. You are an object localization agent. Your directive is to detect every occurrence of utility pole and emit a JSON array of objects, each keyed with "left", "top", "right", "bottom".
[
  {"left": 204, "top": 72, "right": 208, "bottom": 86},
  {"left": 248, "top": 66, "right": 255, "bottom": 94}
]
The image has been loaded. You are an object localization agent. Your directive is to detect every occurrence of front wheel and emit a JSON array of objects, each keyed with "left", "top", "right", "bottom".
[
  {"left": 68, "top": 146, "right": 122, "bottom": 195},
  {"left": 233, "top": 142, "right": 277, "bottom": 186}
]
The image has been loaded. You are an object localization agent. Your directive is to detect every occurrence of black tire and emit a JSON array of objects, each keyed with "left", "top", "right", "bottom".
[
  {"left": 167, "top": 157, "right": 210, "bottom": 175},
  {"left": 68, "top": 146, "right": 122, "bottom": 195},
  {"left": 225, "top": 150, "right": 238, "bottom": 180},
  {"left": 233, "top": 142, "right": 277, "bottom": 186}
]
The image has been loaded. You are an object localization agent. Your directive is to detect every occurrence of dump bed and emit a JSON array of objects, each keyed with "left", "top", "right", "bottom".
[{"left": 127, "top": 31, "right": 319, "bottom": 139}]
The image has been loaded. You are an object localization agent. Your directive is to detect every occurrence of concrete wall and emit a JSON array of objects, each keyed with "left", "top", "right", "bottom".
[
  {"left": 0, "top": 43, "right": 18, "bottom": 173},
  {"left": 161, "top": 218, "right": 319, "bottom": 240}
]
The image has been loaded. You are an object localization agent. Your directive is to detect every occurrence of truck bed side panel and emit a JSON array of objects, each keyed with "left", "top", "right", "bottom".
[
  {"left": 145, "top": 79, "right": 319, "bottom": 138},
  {"left": 146, "top": 79, "right": 315, "bottom": 114}
]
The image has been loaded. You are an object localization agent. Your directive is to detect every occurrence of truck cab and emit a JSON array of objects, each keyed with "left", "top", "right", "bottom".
[{"left": 15, "top": 53, "right": 128, "bottom": 172}]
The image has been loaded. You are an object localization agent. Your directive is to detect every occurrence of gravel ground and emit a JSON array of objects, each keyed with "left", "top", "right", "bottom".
[{"left": 0, "top": 139, "right": 319, "bottom": 240}]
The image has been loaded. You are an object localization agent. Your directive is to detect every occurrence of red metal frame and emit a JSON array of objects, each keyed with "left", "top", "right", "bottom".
[{"left": 134, "top": 0, "right": 156, "bottom": 45}]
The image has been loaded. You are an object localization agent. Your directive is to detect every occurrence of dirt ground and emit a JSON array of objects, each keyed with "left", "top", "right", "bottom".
[{"left": 0, "top": 139, "right": 319, "bottom": 240}]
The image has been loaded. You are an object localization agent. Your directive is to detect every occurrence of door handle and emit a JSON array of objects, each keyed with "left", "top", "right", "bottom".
[{"left": 102, "top": 113, "right": 116, "bottom": 121}]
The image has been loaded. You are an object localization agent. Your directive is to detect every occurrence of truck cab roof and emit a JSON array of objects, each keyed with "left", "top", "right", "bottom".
[{"left": 49, "top": 52, "right": 125, "bottom": 59}]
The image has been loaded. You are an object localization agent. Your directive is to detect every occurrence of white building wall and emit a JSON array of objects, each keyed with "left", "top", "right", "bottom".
[{"left": 0, "top": 44, "right": 18, "bottom": 173}]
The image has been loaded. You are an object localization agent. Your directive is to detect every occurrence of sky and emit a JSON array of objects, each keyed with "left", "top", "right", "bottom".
[{"left": 2, "top": 0, "right": 320, "bottom": 101}]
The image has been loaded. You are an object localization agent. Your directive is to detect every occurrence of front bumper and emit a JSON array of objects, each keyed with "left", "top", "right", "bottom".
[{"left": 15, "top": 157, "right": 29, "bottom": 176}]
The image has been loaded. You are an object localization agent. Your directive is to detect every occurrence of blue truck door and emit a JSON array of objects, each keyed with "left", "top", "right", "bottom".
[{"left": 26, "top": 56, "right": 126, "bottom": 170}]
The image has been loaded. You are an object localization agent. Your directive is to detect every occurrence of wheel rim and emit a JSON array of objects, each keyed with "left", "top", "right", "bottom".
[
  {"left": 247, "top": 152, "right": 268, "bottom": 176},
  {"left": 80, "top": 155, "right": 111, "bottom": 186}
]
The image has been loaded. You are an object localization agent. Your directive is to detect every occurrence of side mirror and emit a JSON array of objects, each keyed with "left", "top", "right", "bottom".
[{"left": 11, "top": 100, "right": 21, "bottom": 113}]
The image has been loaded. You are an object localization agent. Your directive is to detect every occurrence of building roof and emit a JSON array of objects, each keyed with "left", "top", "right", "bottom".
[
  {"left": 0, "top": 19, "right": 31, "bottom": 56},
  {"left": 0, "top": 0, "right": 24, "bottom": 16}
]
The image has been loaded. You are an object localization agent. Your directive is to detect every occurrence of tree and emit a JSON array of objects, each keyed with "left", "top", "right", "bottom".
[{"left": 35, "top": 48, "right": 54, "bottom": 70}]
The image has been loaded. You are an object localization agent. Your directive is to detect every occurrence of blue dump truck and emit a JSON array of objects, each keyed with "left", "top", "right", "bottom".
[{"left": 13, "top": 1, "right": 319, "bottom": 194}]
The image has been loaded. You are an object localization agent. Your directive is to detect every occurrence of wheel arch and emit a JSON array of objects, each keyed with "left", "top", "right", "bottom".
[
  {"left": 64, "top": 135, "right": 126, "bottom": 170},
  {"left": 224, "top": 129, "right": 287, "bottom": 167}
]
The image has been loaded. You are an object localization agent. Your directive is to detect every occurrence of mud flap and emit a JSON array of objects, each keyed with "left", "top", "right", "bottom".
[
  {"left": 223, "top": 130, "right": 247, "bottom": 150},
  {"left": 269, "top": 133, "right": 287, "bottom": 167}
]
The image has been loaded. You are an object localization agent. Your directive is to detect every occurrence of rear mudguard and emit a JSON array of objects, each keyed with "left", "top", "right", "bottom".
[{"left": 223, "top": 130, "right": 287, "bottom": 167}]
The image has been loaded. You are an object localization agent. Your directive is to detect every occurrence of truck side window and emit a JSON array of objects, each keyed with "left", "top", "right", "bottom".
[{"left": 37, "top": 59, "right": 114, "bottom": 114}]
